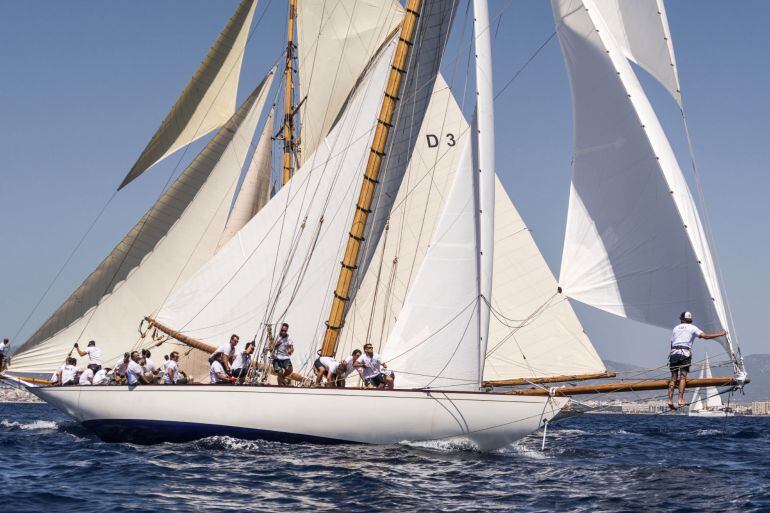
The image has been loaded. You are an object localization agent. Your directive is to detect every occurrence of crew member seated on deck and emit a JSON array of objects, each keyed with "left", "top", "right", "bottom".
[
  {"left": 313, "top": 356, "right": 348, "bottom": 387},
  {"left": 164, "top": 351, "right": 188, "bottom": 384},
  {"left": 57, "top": 357, "right": 79, "bottom": 386},
  {"left": 112, "top": 353, "right": 130, "bottom": 384},
  {"left": 50, "top": 359, "right": 67, "bottom": 385},
  {"left": 209, "top": 334, "right": 239, "bottom": 374},
  {"left": 127, "top": 351, "right": 151, "bottom": 386},
  {"left": 93, "top": 366, "right": 111, "bottom": 385},
  {"left": 667, "top": 311, "right": 727, "bottom": 409},
  {"left": 360, "top": 344, "right": 394, "bottom": 389},
  {"left": 272, "top": 323, "right": 294, "bottom": 386},
  {"left": 339, "top": 349, "right": 365, "bottom": 387},
  {"left": 210, "top": 352, "right": 235, "bottom": 384},
  {"left": 73, "top": 340, "right": 102, "bottom": 371},
  {"left": 78, "top": 364, "right": 100, "bottom": 385}
]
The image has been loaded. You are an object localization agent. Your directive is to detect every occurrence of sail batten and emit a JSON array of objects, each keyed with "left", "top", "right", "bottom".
[{"left": 119, "top": 0, "right": 258, "bottom": 189}]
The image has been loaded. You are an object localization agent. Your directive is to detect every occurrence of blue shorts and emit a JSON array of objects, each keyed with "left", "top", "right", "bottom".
[{"left": 273, "top": 358, "right": 292, "bottom": 373}]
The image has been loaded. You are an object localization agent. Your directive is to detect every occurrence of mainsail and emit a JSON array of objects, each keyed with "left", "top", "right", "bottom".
[
  {"left": 296, "top": 0, "right": 404, "bottom": 165},
  {"left": 119, "top": 0, "right": 258, "bottom": 188},
  {"left": 10, "top": 73, "right": 274, "bottom": 374},
  {"left": 553, "top": 0, "right": 739, "bottom": 365},
  {"left": 216, "top": 105, "right": 275, "bottom": 251}
]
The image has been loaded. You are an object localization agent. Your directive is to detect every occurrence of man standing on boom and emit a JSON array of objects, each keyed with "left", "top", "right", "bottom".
[{"left": 668, "top": 311, "right": 727, "bottom": 409}]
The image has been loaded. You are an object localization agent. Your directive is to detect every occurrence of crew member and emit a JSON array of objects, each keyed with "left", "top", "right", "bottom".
[
  {"left": 113, "top": 353, "right": 130, "bottom": 383},
  {"left": 141, "top": 349, "right": 161, "bottom": 381},
  {"left": 0, "top": 337, "right": 9, "bottom": 371},
  {"left": 73, "top": 340, "right": 102, "bottom": 371},
  {"left": 50, "top": 359, "right": 67, "bottom": 385},
  {"left": 126, "top": 351, "right": 151, "bottom": 386},
  {"left": 93, "top": 367, "right": 111, "bottom": 385},
  {"left": 79, "top": 364, "right": 99, "bottom": 385},
  {"left": 231, "top": 341, "right": 255, "bottom": 383},
  {"left": 164, "top": 351, "right": 188, "bottom": 384},
  {"left": 210, "top": 352, "right": 235, "bottom": 384},
  {"left": 667, "top": 311, "right": 727, "bottom": 409},
  {"left": 360, "top": 343, "right": 394, "bottom": 389},
  {"left": 339, "top": 349, "right": 365, "bottom": 387},
  {"left": 313, "top": 356, "right": 347, "bottom": 387},
  {"left": 272, "top": 323, "right": 294, "bottom": 386},
  {"left": 59, "top": 357, "right": 79, "bottom": 386},
  {"left": 209, "top": 334, "right": 239, "bottom": 373}
]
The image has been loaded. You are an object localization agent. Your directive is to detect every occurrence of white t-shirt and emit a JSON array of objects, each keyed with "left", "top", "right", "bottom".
[
  {"left": 232, "top": 349, "right": 251, "bottom": 371},
  {"left": 114, "top": 357, "right": 129, "bottom": 377},
  {"left": 92, "top": 369, "right": 109, "bottom": 385},
  {"left": 84, "top": 346, "right": 102, "bottom": 365},
  {"left": 318, "top": 356, "right": 340, "bottom": 375},
  {"left": 360, "top": 353, "right": 384, "bottom": 379},
  {"left": 79, "top": 368, "right": 94, "bottom": 385},
  {"left": 211, "top": 344, "right": 235, "bottom": 360},
  {"left": 273, "top": 335, "right": 293, "bottom": 360},
  {"left": 61, "top": 364, "right": 78, "bottom": 384},
  {"left": 126, "top": 360, "right": 144, "bottom": 385},
  {"left": 164, "top": 360, "right": 181, "bottom": 384},
  {"left": 143, "top": 358, "right": 156, "bottom": 374},
  {"left": 50, "top": 364, "right": 65, "bottom": 384},
  {"left": 0, "top": 341, "right": 8, "bottom": 355},
  {"left": 210, "top": 361, "right": 227, "bottom": 383},
  {"left": 670, "top": 323, "right": 704, "bottom": 356}
]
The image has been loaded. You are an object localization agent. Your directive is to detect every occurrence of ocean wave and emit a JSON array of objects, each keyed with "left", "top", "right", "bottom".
[
  {"left": 499, "top": 442, "right": 551, "bottom": 459},
  {"left": 399, "top": 438, "right": 481, "bottom": 452},
  {"left": 0, "top": 419, "right": 58, "bottom": 431},
  {"left": 696, "top": 429, "right": 722, "bottom": 437},
  {"left": 190, "top": 435, "right": 283, "bottom": 452}
]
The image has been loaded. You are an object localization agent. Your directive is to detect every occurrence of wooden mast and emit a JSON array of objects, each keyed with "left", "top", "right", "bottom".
[
  {"left": 319, "top": 0, "right": 423, "bottom": 357},
  {"left": 282, "top": 0, "right": 297, "bottom": 185},
  {"left": 502, "top": 376, "right": 749, "bottom": 397}
]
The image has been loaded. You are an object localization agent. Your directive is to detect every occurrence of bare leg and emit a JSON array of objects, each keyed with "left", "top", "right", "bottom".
[
  {"left": 667, "top": 371, "right": 677, "bottom": 409},
  {"left": 677, "top": 372, "right": 688, "bottom": 407}
]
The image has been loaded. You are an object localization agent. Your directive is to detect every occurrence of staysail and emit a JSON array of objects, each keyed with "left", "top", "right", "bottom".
[
  {"left": 119, "top": 0, "right": 258, "bottom": 188},
  {"left": 216, "top": 105, "right": 275, "bottom": 251},
  {"left": 296, "top": 0, "right": 404, "bottom": 165},
  {"left": 553, "top": 0, "right": 739, "bottom": 365},
  {"left": 10, "top": 73, "right": 274, "bottom": 374}
]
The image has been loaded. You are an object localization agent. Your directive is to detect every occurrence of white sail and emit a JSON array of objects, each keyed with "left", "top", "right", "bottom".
[
  {"left": 120, "top": 0, "right": 258, "bottom": 188},
  {"left": 9, "top": 76, "right": 273, "bottom": 375},
  {"left": 382, "top": 139, "right": 480, "bottom": 390},
  {"left": 156, "top": 38, "right": 400, "bottom": 369},
  {"left": 593, "top": 0, "right": 681, "bottom": 105},
  {"left": 296, "top": 0, "right": 403, "bottom": 165},
  {"left": 553, "top": 0, "right": 734, "bottom": 360},
  {"left": 338, "top": 75, "right": 604, "bottom": 382},
  {"left": 216, "top": 104, "right": 276, "bottom": 251}
]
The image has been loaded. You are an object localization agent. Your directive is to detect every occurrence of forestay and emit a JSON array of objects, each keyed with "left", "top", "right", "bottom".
[
  {"left": 216, "top": 104, "right": 275, "bottom": 251},
  {"left": 10, "top": 75, "right": 274, "bottom": 374},
  {"left": 553, "top": 0, "right": 736, "bottom": 362},
  {"left": 120, "top": 0, "right": 258, "bottom": 188},
  {"left": 296, "top": 0, "right": 404, "bottom": 165},
  {"left": 593, "top": 0, "right": 681, "bottom": 105}
]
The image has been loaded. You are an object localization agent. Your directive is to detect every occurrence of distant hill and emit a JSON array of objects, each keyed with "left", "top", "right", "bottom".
[{"left": 598, "top": 355, "right": 770, "bottom": 403}]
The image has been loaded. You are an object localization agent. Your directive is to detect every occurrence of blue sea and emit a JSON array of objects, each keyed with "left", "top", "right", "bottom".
[{"left": 1, "top": 403, "right": 768, "bottom": 512}]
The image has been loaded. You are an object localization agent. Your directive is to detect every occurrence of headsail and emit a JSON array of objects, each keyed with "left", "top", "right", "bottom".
[
  {"left": 10, "top": 72, "right": 273, "bottom": 374},
  {"left": 119, "top": 0, "right": 258, "bottom": 189},
  {"left": 296, "top": 0, "right": 404, "bottom": 165},
  {"left": 592, "top": 0, "right": 681, "bottom": 105},
  {"left": 216, "top": 104, "right": 275, "bottom": 251},
  {"left": 553, "top": 0, "right": 738, "bottom": 365}
]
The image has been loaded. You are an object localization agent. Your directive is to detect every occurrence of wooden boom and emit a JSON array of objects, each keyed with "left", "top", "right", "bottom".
[
  {"left": 483, "top": 372, "right": 617, "bottom": 388},
  {"left": 503, "top": 376, "right": 749, "bottom": 397}
]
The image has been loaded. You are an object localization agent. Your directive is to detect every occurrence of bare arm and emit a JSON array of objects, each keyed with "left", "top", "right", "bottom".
[
  {"left": 699, "top": 330, "right": 727, "bottom": 340},
  {"left": 75, "top": 347, "right": 87, "bottom": 357}
]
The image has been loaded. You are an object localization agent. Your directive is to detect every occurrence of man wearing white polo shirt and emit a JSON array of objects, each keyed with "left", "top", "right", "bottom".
[{"left": 667, "top": 311, "right": 727, "bottom": 409}]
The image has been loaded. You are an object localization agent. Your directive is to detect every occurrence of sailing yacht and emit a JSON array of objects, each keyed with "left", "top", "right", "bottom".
[
  {"left": 2, "top": 0, "right": 748, "bottom": 448},
  {"left": 689, "top": 353, "right": 735, "bottom": 417}
]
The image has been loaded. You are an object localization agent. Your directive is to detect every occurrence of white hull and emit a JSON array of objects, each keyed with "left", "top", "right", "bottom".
[
  {"left": 27, "top": 384, "right": 567, "bottom": 450},
  {"left": 688, "top": 410, "right": 734, "bottom": 418}
]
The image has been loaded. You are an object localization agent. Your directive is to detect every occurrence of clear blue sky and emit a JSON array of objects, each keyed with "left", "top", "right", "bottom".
[{"left": 0, "top": 1, "right": 767, "bottom": 367}]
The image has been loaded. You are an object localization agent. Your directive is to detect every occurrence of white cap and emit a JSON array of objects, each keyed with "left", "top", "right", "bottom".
[{"left": 681, "top": 311, "right": 693, "bottom": 321}]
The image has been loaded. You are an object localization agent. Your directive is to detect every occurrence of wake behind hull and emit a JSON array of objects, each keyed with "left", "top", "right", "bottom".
[{"left": 27, "top": 384, "right": 566, "bottom": 449}]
